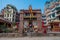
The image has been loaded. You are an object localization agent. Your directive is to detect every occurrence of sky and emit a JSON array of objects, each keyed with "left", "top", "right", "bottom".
[{"left": 0, "top": 0, "right": 47, "bottom": 13}]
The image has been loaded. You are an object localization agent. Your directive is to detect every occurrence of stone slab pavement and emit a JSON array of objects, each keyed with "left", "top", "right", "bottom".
[{"left": 0, "top": 36, "right": 60, "bottom": 40}]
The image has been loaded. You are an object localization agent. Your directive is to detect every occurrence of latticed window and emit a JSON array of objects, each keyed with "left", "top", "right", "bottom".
[
  {"left": 7, "top": 14, "right": 9, "bottom": 17},
  {"left": 4, "top": 14, "right": 6, "bottom": 17},
  {"left": 24, "top": 13, "right": 30, "bottom": 16},
  {"left": 33, "top": 13, "right": 36, "bottom": 16}
]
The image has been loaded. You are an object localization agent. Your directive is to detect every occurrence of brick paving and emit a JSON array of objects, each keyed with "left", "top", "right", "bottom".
[{"left": 0, "top": 37, "right": 60, "bottom": 40}]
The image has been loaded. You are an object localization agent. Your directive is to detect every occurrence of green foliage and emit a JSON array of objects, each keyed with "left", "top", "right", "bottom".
[
  {"left": 0, "top": 25, "right": 12, "bottom": 33},
  {"left": 0, "top": 25, "right": 7, "bottom": 33},
  {"left": 13, "top": 22, "right": 16, "bottom": 26}
]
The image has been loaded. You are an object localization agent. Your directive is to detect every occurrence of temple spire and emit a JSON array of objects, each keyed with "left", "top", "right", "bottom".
[
  {"left": 29, "top": 5, "right": 33, "bottom": 14},
  {"left": 29, "top": 5, "right": 33, "bottom": 20},
  {"left": 29, "top": 5, "right": 32, "bottom": 11}
]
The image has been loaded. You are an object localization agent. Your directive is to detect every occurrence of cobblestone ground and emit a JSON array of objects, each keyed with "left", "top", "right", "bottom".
[{"left": 0, "top": 37, "right": 60, "bottom": 40}]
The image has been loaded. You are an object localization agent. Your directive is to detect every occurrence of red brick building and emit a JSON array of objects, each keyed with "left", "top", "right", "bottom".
[{"left": 19, "top": 6, "right": 42, "bottom": 34}]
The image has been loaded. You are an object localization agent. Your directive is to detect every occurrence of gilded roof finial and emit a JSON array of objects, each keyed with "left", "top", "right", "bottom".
[
  {"left": 29, "top": 5, "right": 33, "bottom": 20},
  {"left": 29, "top": 5, "right": 32, "bottom": 14},
  {"left": 29, "top": 5, "right": 32, "bottom": 11}
]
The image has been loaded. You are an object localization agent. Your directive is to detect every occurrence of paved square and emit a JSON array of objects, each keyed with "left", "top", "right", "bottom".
[{"left": 0, "top": 37, "right": 60, "bottom": 40}]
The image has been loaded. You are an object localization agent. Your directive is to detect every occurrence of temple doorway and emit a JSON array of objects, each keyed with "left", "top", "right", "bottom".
[{"left": 23, "top": 20, "right": 38, "bottom": 36}]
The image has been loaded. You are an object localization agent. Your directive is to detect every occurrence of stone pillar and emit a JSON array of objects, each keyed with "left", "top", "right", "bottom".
[
  {"left": 19, "top": 11, "right": 24, "bottom": 35},
  {"left": 37, "top": 12, "right": 42, "bottom": 32}
]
